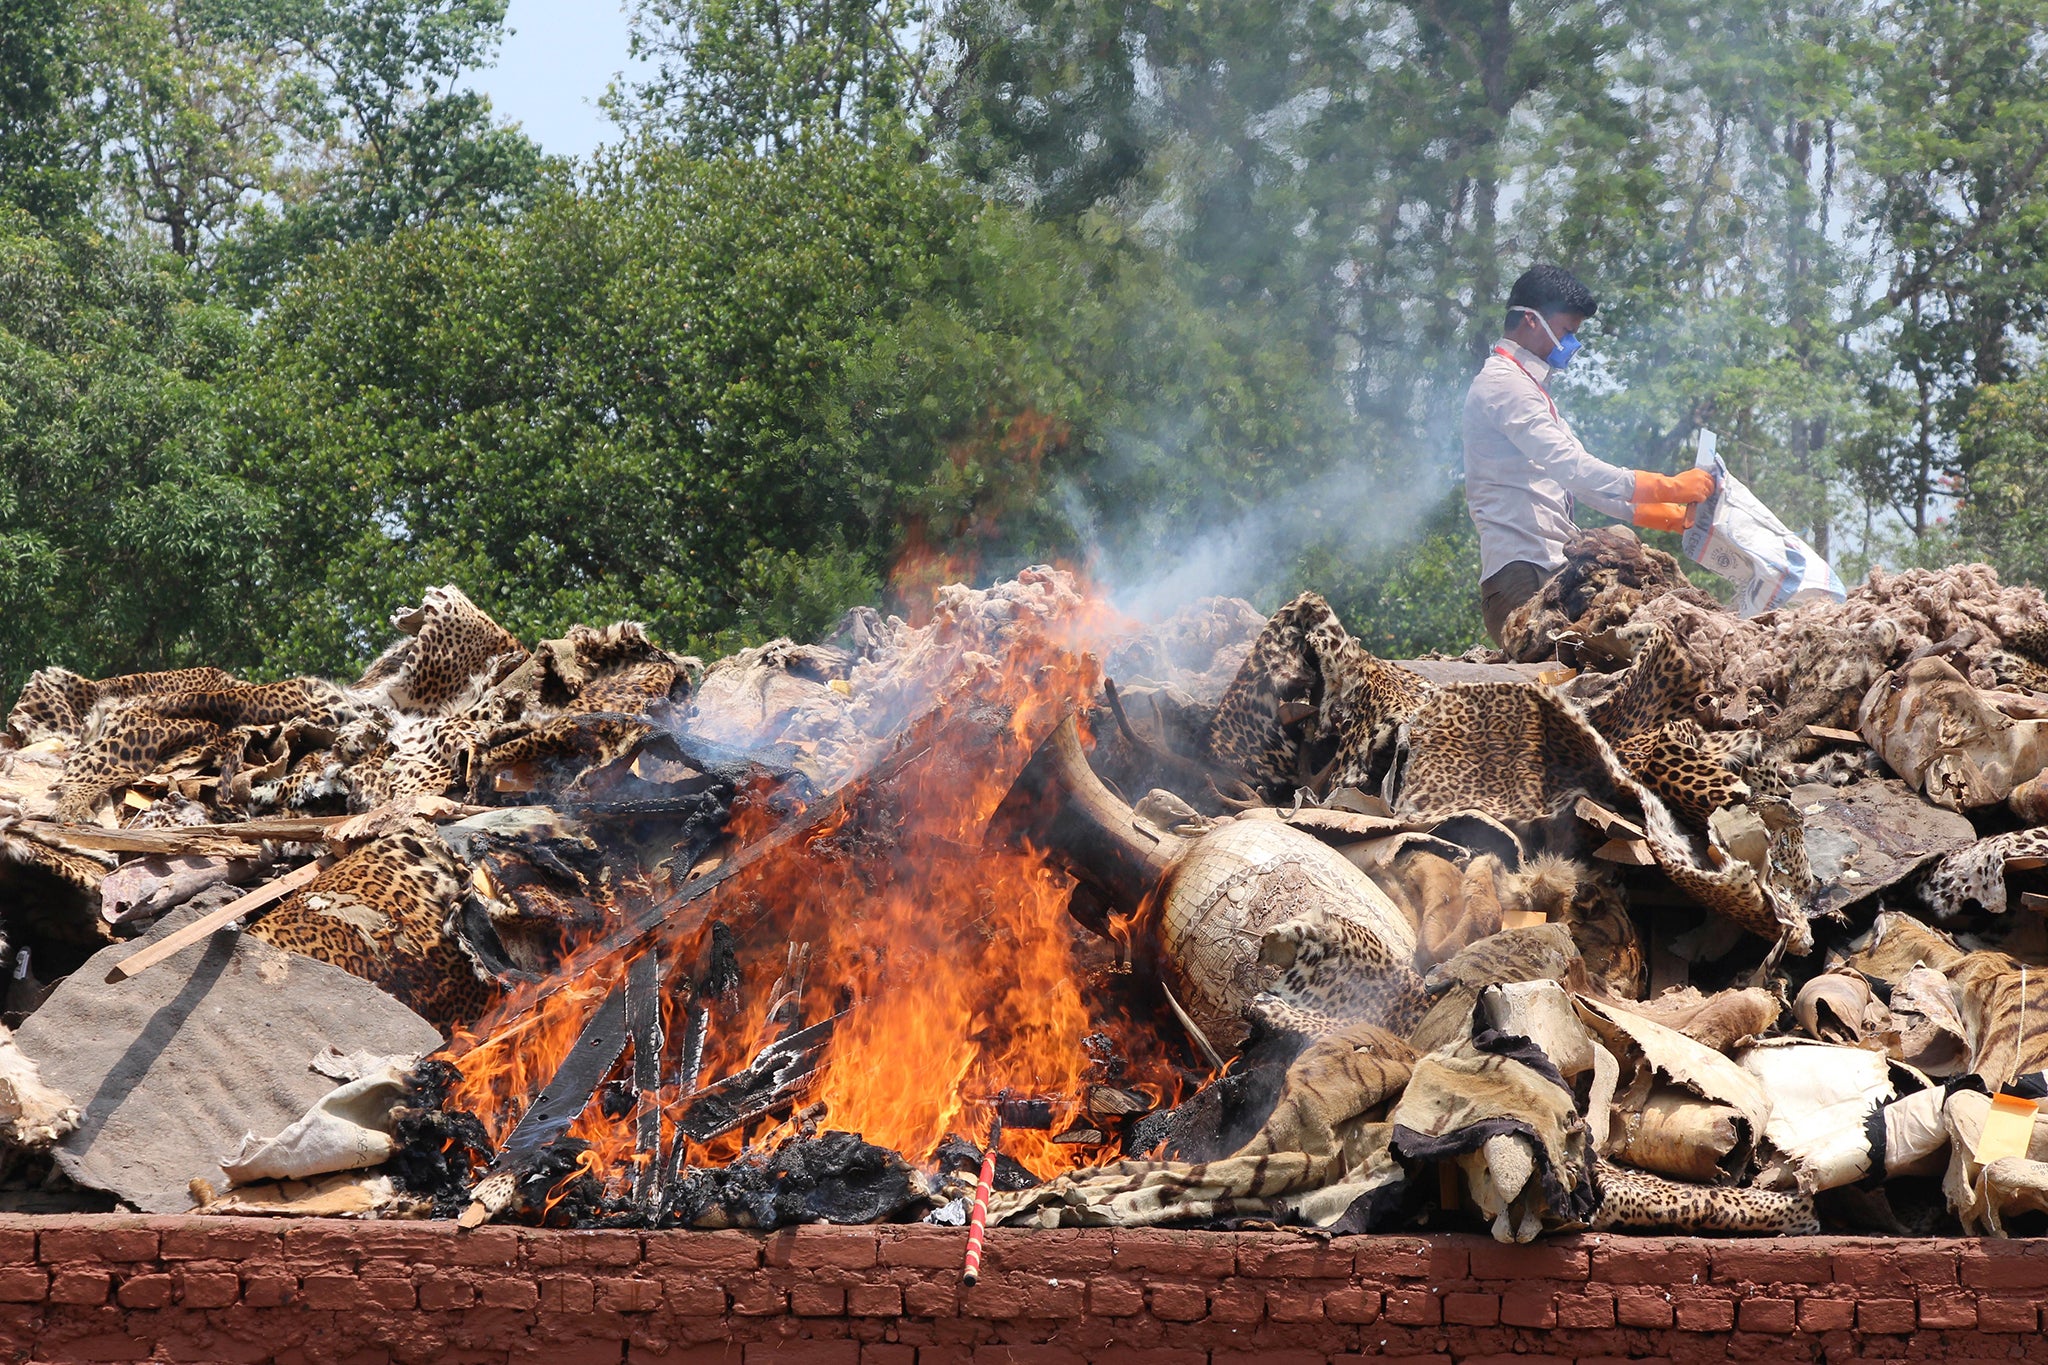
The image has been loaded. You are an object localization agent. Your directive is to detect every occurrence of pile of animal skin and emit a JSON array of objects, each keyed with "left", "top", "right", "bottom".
[
  {"left": 7, "top": 541, "right": 2048, "bottom": 1240},
  {"left": 998, "top": 532, "right": 2048, "bottom": 1240}
]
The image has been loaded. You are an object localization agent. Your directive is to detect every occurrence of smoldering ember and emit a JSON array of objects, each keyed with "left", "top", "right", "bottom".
[{"left": 20, "top": 533, "right": 2048, "bottom": 1251}]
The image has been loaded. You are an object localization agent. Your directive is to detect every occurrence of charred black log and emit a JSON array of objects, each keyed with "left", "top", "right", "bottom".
[
  {"left": 655, "top": 921, "right": 742, "bottom": 1222},
  {"left": 668, "top": 1130, "right": 929, "bottom": 1229},
  {"left": 390, "top": 1060, "right": 497, "bottom": 1219},
  {"left": 458, "top": 985, "right": 630, "bottom": 1226}
]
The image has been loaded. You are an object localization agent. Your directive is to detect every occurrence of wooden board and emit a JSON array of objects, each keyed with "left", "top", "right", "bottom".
[
  {"left": 1805, "top": 725, "right": 1865, "bottom": 745},
  {"left": 1593, "top": 837, "right": 1655, "bottom": 867},
  {"left": 103, "top": 857, "right": 332, "bottom": 984},
  {"left": 17, "top": 816, "right": 347, "bottom": 859},
  {"left": 1575, "top": 797, "right": 1647, "bottom": 843}
]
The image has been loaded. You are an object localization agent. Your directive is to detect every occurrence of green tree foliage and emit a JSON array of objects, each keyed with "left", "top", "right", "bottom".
[
  {"left": 1540, "top": 0, "right": 1880, "bottom": 561},
  {"left": 234, "top": 136, "right": 1351, "bottom": 674},
  {"left": 935, "top": 0, "right": 1890, "bottom": 630},
  {"left": 0, "top": 210, "right": 273, "bottom": 700},
  {"left": 1852, "top": 0, "right": 2048, "bottom": 539},
  {"left": 940, "top": 0, "right": 1650, "bottom": 438},
  {"left": 202, "top": 0, "right": 555, "bottom": 296},
  {"left": 1287, "top": 491, "right": 1488, "bottom": 658},
  {"left": 96, "top": 0, "right": 293, "bottom": 256},
  {"left": 1954, "top": 370, "right": 2048, "bottom": 580},
  {"left": 0, "top": 0, "right": 98, "bottom": 225},
  {"left": 234, "top": 141, "right": 1049, "bottom": 671},
  {"left": 609, "top": 0, "right": 937, "bottom": 155},
  {"left": 928, "top": 0, "right": 2048, "bottom": 622},
  {"left": 18, "top": 0, "right": 2048, "bottom": 691},
  {"left": 8, "top": 0, "right": 550, "bottom": 273}
]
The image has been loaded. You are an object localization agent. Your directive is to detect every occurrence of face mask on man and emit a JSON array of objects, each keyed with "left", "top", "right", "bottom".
[{"left": 1516, "top": 307, "right": 1581, "bottom": 370}]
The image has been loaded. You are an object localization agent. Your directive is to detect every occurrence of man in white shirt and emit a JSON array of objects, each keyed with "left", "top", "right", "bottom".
[{"left": 1463, "top": 265, "right": 1715, "bottom": 644}]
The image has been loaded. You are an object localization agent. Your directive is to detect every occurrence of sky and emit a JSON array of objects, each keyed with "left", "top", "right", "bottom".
[{"left": 463, "top": 0, "right": 642, "bottom": 160}]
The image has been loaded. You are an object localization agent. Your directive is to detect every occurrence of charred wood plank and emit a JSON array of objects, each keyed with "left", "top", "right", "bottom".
[
  {"left": 558, "top": 791, "right": 736, "bottom": 820},
  {"left": 656, "top": 998, "right": 713, "bottom": 1228},
  {"left": 657, "top": 923, "right": 738, "bottom": 1219},
  {"left": 626, "top": 950, "right": 664, "bottom": 1211},
  {"left": 990, "top": 1094, "right": 1058, "bottom": 1130},
  {"left": 496, "top": 984, "right": 630, "bottom": 1169},
  {"left": 759, "top": 942, "right": 808, "bottom": 1050},
  {"left": 1084, "top": 1085, "right": 1152, "bottom": 1119},
  {"left": 672, "top": 1009, "right": 847, "bottom": 1147},
  {"left": 455, "top": 981, "right": 634, "bottom": 1227},
  {"left": 677, "top": 921, "right": 738, "bottom": 1100},
  {"left": 679, "top": 1004, "right": 710, "bottom": 1098}
]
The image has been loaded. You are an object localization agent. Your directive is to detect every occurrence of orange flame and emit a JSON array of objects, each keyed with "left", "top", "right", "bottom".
[
  {"left": 439, "top": 571, "right": 1197, "bottom": 1201},
  {"left": 541, "top": 1148, "right": 602, "bottom": 1218}
]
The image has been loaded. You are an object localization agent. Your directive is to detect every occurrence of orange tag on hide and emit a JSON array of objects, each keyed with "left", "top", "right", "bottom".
[
  {"left": 1501, "top": 909, "right": 1549, "bottom": 930},
  {"left": 1974, "top": 1093, "right": 2041, "bottom": 1166}
]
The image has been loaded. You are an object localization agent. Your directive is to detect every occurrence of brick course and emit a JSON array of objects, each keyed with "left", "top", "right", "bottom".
[{"left": 0, "top": 1218, "right": 2029, "bottom": 1363}]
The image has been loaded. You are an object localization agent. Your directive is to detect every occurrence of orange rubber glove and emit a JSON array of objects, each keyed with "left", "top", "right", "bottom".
[
  {"left": 1632, "top": 502, "right": 1694, "bottom": 533},
  {"left": 1634, "top": 468, "right": 1717, "bottom": 506}
]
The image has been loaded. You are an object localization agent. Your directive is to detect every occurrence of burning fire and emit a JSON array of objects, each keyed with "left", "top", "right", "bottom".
[{"left": 438, "top": 571, "right": 1197, "bottom": 1201}]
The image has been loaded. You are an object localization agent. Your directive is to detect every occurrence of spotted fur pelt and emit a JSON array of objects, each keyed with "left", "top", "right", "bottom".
[{"left": 1504, "top": 532, "right": 2048, "bottom": 762}]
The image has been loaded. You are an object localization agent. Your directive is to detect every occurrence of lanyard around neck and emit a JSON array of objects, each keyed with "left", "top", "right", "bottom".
[{"left": 1494, "top": 345, "right": 1559, "bottom": 421}]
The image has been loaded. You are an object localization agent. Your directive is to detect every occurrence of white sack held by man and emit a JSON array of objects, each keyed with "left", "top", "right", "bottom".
[{"left": 1682, "top": 429, "right": 1846, "bottom": 617}]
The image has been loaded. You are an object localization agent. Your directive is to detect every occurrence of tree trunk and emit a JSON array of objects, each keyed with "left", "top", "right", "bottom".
[
  {"left": 1468, "top": 0, "right": 1515, "bottom": 362},
  {"left": 1914, "top": 363, "right": 1934, "bottom": 538}
]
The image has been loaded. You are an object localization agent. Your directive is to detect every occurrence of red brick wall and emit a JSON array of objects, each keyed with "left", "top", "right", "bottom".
[{"left": 0, "top": 1216, "right": 2043, "bottom": 1364}]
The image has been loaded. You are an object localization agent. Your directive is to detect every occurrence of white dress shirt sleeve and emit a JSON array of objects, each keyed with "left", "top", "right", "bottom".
[{"left": 1494, "top": 383, "right": 1639, "bottom": 523}]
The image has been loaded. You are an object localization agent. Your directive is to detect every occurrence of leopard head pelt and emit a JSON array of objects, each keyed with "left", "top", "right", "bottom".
[
  {"left": 1611, "top": 719, "right": 1756, "bottom": 830},
  {"left": 1206, "top": 593, "right": 1434, "bottom": 799},
  {"left": 354, "top": 585, "right": 528, "bottom": 717}
]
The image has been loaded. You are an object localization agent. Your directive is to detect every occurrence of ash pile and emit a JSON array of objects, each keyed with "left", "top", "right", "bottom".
[{"left": 8, "top": 541, "right": 2048, "bottom": 1244}]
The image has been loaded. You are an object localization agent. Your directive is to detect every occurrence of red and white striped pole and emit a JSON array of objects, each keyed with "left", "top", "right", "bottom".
[{"left": 961, "top": 1109, "right": 1005, "bottom": 1287}]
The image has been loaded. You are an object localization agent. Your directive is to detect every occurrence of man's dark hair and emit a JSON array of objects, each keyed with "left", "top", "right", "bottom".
[{"left": 1505, "top": 264, "right": 1597, "bottom": 331}]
